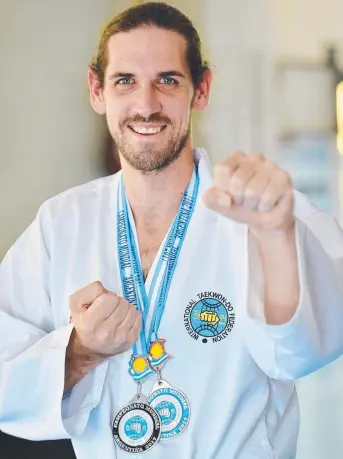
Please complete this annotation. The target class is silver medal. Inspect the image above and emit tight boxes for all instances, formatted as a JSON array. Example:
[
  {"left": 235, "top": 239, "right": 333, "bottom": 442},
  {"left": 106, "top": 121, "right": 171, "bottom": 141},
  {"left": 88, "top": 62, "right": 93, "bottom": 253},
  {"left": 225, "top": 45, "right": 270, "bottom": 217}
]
[
  {"left": 147, "top": 379, "right": 191, "bottom": 440},
  {"left": 112, "top": 389, "right": 161, "bottom": 454}
]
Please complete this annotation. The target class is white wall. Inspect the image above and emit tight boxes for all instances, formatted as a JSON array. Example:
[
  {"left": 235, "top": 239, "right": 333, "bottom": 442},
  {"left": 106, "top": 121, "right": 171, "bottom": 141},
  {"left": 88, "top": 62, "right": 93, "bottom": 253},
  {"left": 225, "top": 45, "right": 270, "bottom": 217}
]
[
  {"left": 0, "top": 0, "right": 130, "bottom": 258},
  {"left": 271, "top": 0, "right": 343, "bottom": 65},
  {"left": 198, "top": 0, "right": 275, "bottom": 163}
]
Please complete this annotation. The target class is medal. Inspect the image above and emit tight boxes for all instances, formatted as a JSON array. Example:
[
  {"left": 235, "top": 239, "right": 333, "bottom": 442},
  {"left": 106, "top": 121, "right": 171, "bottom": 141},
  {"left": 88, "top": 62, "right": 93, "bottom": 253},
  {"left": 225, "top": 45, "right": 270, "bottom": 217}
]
[
  {"left": 148, "top": 339, "right": 172, "bottom": 370},
  {"left": 113, "top": 384, "right": 161, "bottom": 454},
  {"left": 128, "top": 339, "right": 172, "bottom": 381},
  {"left": 128, "top": 354, "right": 154, "bottom": 381},
  {"left": 148, "top": 378, "right": 190, "bottom": 440},
  {"left": 114, "top": 165, "right": 199, "bottom": 448}
]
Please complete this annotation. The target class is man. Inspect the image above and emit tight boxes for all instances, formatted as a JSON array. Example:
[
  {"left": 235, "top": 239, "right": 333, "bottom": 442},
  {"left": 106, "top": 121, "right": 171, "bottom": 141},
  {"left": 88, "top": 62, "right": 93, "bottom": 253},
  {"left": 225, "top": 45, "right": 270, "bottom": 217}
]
[{"left": 1, "top": 2, "right": 343, "bottom": 458}]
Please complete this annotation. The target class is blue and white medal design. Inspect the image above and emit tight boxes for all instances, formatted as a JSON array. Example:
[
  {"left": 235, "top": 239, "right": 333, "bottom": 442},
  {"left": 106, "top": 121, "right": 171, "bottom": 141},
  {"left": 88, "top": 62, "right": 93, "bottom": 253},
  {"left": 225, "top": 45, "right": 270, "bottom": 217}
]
[
  {"left": 113, "top": 387, "right": 161, "bottom": 454},
  {"left": 148, "top": 380, "right": 191, "bottom": 440}
]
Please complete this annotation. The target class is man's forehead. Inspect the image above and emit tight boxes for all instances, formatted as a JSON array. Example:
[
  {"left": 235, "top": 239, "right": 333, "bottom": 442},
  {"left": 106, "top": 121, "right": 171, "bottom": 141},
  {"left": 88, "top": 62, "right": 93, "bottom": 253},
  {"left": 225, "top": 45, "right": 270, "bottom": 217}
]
[{"left": 106, "top": 27, "right": 188, "bottom": 73}]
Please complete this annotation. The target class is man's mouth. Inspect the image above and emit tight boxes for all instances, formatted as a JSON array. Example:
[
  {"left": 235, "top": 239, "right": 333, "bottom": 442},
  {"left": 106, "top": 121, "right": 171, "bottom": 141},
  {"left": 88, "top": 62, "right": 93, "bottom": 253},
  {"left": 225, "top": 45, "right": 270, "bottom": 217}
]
[{"left": 128, "top": 124, "right": 167, "bottom": 135}]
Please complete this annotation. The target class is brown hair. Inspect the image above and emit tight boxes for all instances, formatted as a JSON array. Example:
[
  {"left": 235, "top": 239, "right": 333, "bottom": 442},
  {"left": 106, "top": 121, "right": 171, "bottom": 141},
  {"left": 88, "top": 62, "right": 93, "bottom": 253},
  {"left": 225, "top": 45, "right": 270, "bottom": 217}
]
[{"left": 90, "top": 2, "right": 209, "bottom": 88}]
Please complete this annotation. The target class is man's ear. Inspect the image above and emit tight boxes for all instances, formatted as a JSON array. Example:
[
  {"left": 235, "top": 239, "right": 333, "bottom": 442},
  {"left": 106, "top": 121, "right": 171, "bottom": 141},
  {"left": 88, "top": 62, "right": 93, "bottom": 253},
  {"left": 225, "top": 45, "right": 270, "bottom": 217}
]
[
  {"left": 87, "top": 67, "right": 106, "bottom": 115},
  {"left": 192, "top": 68, "right": 212, "bottom": 112}
]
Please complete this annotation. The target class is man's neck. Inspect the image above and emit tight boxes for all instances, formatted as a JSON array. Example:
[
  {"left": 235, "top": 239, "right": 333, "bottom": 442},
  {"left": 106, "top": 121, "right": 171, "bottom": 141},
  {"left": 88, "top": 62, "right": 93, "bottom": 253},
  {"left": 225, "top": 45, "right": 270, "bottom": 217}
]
[{"left": 121, "top": 148, "right": 195, "bottom": 229}]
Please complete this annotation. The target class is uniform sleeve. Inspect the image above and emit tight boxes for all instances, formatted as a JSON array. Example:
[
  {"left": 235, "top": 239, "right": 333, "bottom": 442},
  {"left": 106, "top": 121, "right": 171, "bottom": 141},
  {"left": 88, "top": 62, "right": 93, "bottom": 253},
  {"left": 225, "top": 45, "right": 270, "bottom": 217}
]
[
  {"left": 0, "top": 204, "right": 109, "bottom": 440},
  {"left": 243, "top": 210, "right": 343, "bottom": 380}
]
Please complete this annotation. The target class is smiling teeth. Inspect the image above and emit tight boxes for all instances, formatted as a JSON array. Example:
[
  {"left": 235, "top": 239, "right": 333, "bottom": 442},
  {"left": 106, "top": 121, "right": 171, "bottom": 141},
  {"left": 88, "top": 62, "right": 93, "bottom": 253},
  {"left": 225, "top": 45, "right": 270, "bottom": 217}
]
[{"left": 132, "top": 126, "right": 163, "bottom": 134}]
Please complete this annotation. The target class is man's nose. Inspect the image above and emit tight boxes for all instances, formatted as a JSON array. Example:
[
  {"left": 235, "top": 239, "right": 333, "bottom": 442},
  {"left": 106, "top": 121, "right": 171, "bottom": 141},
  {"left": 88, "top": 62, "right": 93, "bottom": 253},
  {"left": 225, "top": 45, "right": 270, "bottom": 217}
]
[{"left": 131, "top": 85, "right": 162, "bottom": 118}]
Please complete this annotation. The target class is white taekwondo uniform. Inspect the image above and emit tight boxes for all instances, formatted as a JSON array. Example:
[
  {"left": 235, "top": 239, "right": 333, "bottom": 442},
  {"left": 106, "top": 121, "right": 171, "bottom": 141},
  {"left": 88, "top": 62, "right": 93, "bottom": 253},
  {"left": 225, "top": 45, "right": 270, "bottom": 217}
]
[{"left": 1, "top": 148, "right": 343, "bottom": 459}]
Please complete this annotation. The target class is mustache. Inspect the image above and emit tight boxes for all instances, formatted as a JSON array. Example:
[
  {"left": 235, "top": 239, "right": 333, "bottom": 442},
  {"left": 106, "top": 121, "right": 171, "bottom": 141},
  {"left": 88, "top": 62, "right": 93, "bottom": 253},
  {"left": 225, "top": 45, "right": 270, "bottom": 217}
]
[{"left": 122, "top": 114, "right": 172, "bottom": 127}]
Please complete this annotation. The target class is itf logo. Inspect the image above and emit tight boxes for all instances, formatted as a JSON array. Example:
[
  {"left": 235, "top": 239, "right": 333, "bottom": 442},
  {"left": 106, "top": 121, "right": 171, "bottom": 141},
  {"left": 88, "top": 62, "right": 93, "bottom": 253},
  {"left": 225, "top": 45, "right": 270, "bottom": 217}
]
[{"left": 184, "top": 291, "right": 235, "bottom": 344}]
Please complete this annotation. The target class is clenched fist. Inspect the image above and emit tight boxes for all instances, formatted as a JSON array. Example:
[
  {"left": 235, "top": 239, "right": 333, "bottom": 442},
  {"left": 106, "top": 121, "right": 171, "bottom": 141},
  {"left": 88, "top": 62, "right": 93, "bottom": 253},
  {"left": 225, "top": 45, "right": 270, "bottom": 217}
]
[
  {"left": 65, "top": 281, "right": 141, "bottom": 392},
  {"left": 203, "top": 152, "right": 294, "bottom": 233},
  {"left": 70, "top": 281, "right": 142, "bottom": 357}
]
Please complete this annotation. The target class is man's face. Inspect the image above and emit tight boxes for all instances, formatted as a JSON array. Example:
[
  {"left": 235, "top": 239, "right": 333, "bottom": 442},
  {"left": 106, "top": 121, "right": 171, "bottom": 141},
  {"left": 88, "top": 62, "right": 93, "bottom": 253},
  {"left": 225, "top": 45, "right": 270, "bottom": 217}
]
[{"left": 92, "top": 27, "right": 202, "bottom": 173}]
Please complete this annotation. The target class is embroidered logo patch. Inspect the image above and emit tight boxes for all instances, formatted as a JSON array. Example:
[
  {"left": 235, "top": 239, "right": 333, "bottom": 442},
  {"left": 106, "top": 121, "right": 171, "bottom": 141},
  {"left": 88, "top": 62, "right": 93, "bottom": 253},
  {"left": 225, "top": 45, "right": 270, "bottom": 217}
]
[{"left": 184, "top": 292, "right": 235, "bottom": 343}]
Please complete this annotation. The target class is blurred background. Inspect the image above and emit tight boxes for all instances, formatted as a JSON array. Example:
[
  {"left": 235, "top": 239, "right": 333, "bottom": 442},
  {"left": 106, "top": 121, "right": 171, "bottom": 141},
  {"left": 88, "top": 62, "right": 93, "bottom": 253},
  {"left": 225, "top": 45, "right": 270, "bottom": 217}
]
[{"left": 1, "top": 0, "right": 343, "bottom": 458}]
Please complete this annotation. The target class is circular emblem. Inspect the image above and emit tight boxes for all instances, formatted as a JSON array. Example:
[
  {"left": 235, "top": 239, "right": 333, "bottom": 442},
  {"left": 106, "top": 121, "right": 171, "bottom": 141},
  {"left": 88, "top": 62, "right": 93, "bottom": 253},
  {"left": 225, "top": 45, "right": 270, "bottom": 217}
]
[
  {"left": 184, "top": 293, "right": 235, "bottom": 343},
  {"left": 147, "top": 386, "right": 190, "bottom": 440},
  {"left": 112, "top": 400, "right": 161, "bottom": 453}
]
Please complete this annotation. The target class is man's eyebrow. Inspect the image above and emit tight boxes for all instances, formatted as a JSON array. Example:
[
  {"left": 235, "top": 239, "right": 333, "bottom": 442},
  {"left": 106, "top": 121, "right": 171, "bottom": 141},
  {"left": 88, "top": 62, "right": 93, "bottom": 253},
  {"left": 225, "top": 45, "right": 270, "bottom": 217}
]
[
  {"left": 108, "top": 71, "right": 186, "bottom": 79},
  {"left": 108, "top": 72, "right": 134, "bottom": 80},
  {"left": 157, "top": 71, "right": 186, "bottom": 79}
]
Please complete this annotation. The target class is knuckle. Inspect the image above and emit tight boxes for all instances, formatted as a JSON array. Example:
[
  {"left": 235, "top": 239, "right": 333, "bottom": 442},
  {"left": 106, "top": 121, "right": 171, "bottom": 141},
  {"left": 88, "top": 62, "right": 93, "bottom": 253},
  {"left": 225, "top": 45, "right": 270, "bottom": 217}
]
[
  {"left": 263, "top": 159, "right": 275, "bottom": 171},
  {"left": 69, "top": 288, "right": 83, "bottom": 308},
  {"left": 91, "top": 280, "right": 102, "bottom": 287},
  {"left": 215, "top": 162, "right": 234, "bottom": 178},
  {"left": 118, "top": 298, "right": 129, "bottom": 311},
  {"left": 214, "top": 153, "right": 241, "bottom": 178},
  {"left": 109, "top": 293, "right": 120, "bottom": 306},
  {"left": 119, "top": 296, "right": 129, "bottom": 306},
  {"left": 250, "top": 152, "right": 265, "bottom": 163},
  {"left": 95, "top": 292, "right": 108, "bottom": 307},
  {"left": 279, "top": 169, "right": 292, "bottom": 185},
  {"left": 231, "top": 150, "right": 245, "bottom": 159},
  {"left": 91, "top": 280, "right": 105, "bottom": 295},
  {"left": 98, "top": 329, "right": 112, "bottom": 343},
  {"left": 116, "top": 330, "right": 128, "bottom": 344}
]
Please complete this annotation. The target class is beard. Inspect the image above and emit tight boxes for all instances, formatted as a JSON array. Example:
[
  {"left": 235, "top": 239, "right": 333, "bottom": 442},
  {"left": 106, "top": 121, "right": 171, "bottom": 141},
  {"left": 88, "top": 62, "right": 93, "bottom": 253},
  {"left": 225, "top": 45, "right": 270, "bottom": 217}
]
[{"left": 110, "top": 114, "right": 191, "bottom": 174}]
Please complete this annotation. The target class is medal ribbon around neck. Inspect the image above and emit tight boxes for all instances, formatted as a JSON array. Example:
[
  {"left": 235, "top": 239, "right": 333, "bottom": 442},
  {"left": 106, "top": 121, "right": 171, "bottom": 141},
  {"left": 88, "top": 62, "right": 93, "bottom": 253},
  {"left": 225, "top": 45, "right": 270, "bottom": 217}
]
[{"left": 117, "top": 165, "right": 199, "bottom": 382}]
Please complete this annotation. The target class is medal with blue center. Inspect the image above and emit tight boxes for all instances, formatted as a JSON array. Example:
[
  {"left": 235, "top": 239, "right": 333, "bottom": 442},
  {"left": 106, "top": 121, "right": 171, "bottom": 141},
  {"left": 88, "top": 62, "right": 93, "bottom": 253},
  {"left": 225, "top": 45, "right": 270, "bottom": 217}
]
[
  {"left": 148, "top": 375, "right": 191, "bottom": 440},
  {"left": 112, "top": 382, "right": 161, "bottom": 453},
  {"left": 114, "top": 165, "right": 199, "bottom": 452}
]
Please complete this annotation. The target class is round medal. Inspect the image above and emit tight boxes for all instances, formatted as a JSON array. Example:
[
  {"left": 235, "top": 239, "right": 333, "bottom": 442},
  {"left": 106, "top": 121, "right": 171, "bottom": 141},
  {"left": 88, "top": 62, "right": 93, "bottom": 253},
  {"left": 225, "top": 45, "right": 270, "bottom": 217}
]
[
  {"left": 112, "top": 395, "right": 161, "bottom": 454},
  {"left": 147, "top": 380, "right": 191, "bottom": 440}
]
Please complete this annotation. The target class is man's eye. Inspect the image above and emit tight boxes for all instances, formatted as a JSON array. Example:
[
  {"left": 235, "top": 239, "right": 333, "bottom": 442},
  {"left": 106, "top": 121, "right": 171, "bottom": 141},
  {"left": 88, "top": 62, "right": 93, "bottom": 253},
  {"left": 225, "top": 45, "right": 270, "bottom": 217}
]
[
  {"left": 160, "top": 77, "right": 177, "bottom": 85},
  {"left": 117, "top": 78, "right": 133, "bottom": 85}
]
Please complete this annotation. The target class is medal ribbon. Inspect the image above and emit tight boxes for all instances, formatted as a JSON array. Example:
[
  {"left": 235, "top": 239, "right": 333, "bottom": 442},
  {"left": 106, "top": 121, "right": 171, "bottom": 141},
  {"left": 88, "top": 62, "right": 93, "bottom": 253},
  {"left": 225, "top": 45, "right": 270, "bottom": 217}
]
[{"left": 117, "top": 165, "right": 199, "bottom": 380}]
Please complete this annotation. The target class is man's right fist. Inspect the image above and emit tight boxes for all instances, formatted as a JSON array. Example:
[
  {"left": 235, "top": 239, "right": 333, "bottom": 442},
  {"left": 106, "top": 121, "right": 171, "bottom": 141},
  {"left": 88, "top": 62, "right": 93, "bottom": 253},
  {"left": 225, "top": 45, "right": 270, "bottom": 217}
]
[{"left": 69, "top": 281, "right": 142, "bottom": 357}]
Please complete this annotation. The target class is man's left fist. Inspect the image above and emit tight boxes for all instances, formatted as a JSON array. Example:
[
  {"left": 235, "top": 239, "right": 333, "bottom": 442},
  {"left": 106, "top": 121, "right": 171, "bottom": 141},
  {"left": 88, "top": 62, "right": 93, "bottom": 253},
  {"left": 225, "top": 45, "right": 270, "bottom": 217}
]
[{"left": 203, "top": 151, "right": 294, "bottom": 232}]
